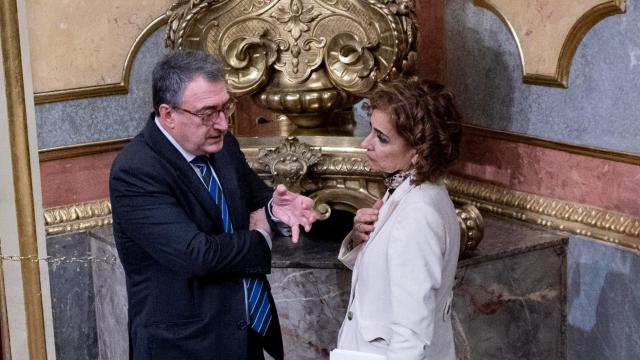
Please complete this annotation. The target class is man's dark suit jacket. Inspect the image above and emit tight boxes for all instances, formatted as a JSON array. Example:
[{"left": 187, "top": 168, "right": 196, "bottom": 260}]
[{"left": 109, "top": 115, "right": 283, "bottom": 360}]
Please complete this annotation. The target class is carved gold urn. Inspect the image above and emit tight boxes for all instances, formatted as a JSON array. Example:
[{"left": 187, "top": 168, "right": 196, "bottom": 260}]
[
  {"left": 164, "top": 0, "right": 484, "bottom": 255},
  {"left": 166, "top": 0, "right": 417, "bottom": 128}
]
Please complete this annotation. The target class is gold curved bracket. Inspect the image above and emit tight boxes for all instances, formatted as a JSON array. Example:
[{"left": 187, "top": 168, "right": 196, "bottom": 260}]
[{"left": 474, "top": 0, "right": 626, "bottom": 88}]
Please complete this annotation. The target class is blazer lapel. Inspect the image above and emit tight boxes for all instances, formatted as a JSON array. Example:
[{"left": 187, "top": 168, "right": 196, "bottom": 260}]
[
  {"left": 142, "top": 115, "right": 222, "bottom": 223},
  {"left": 349, "top": 178, "right": 414, "bottom": 303},
  {"left": 366, "top": 179, "right": 413, "bottom": 244}
]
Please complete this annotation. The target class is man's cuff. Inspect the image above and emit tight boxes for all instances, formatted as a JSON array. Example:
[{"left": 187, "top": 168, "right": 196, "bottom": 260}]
[
  {"left": 267, "top": 199, "right": 292, "bottom": 236},
  {"left": 255, "top": 229, "right": 273, "bottom": 250}
]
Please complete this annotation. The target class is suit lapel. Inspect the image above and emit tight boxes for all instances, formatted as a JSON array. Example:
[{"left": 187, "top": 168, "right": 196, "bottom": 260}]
[{"left": 142, "top": 115, "right": 222, "bottom": 224}]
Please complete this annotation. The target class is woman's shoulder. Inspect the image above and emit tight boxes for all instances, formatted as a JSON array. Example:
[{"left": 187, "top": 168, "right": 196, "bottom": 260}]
[{"left": 403, "top": 181, "right": 451, "bottom": 206}]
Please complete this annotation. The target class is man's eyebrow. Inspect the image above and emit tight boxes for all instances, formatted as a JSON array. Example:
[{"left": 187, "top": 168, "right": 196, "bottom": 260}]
[{"left": 193, "top": 102, "right": 229, "bottom": 113}]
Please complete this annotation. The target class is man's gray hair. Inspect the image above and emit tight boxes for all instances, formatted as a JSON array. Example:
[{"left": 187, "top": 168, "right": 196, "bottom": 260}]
[{"left": 152, "top": 49, "right": 226, "bottom": 115}]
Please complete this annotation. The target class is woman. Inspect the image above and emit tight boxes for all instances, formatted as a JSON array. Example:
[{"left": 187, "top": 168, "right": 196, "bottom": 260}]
[{"left": 337, "top": 78, "right": 462, "bottom": 359}]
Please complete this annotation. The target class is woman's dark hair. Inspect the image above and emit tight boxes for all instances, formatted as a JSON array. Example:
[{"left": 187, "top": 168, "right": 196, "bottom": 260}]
[
  {"left": 368, "top": 77, "right": 462, "bottom": 185},
  {"left": 152, "top": 49, "right": 226, "bottom": 116}
]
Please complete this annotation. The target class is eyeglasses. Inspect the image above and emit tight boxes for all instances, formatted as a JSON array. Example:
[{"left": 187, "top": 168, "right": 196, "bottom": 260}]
[{"left": 173, "top": 99, "right": 237, "bottom": 126}]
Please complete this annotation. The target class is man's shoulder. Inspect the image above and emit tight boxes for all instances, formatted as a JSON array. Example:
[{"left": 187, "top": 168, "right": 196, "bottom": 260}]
[{"left": 111, "top": 132, "right": 155, "bottom": 171}]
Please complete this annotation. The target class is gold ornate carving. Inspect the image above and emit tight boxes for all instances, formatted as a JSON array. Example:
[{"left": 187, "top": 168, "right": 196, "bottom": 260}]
[
  {"left": 44, "top": 200, "right": 113, "bottom": 236},
  {"left": 255, "top": 136, "right": 321, "bottom": 191},
  {"left": 165, "top": 0, "right": 416, "bottom": 127},
  {"left": 308, "top": 181, "right": 381, "bottom": 220},
  {"left": 446, "top": 175, "right": 640, "bottom": 250},
  {"left": 33, "top": 14, "right": 168, "bottom": 104},
  {"left": 457, "top": 204, "right": 484, "bottom": 256},
  {"left": 41, "top": 169, "right": 640, "bottom": 253},
  {"left": 247, "top": 138, "right": 482, "bottom": 251},
  {"left": 474, "top": 0, "right": 626, "bottom": 88}
]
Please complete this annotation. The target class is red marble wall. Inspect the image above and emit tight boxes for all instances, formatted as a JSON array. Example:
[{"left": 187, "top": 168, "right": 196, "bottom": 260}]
[
  {"left": 40, "top": 152, "right": 117, "bottom": 208},
  {"left": 452, "top": 133, "right": 640, "bottom": 218},
  {"left": 416, "top": 0, "right": 445, "bottom": 81}
]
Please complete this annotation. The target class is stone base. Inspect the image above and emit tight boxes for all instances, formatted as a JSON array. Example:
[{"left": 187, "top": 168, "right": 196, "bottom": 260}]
[{"left": 46, "top": 214, "right": 581, "bottom": 359}]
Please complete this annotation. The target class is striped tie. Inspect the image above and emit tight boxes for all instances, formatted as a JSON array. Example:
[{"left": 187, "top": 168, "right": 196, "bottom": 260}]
[{"left": 191, "top": 156, "right": 272, "bottom": 336}]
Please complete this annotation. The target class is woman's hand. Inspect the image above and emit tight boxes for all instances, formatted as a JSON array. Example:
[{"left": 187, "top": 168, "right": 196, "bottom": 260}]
[{"left": 352, "top": 199, "right": 383, "bottom": 244}]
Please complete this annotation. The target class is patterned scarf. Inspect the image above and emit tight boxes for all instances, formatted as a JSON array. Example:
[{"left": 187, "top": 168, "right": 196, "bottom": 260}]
[{"left": 383, "top": 169, "right": 415, "bottom": 194}]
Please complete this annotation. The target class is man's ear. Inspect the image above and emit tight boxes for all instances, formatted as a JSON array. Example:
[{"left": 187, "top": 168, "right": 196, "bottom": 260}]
[{"left": 158, "top": 104, "right": 175, "bottom": 129}]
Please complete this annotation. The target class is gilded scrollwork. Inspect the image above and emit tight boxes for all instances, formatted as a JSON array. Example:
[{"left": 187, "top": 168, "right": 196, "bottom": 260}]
[
  {"left": 165, "top": 0, "right": 417, "bottom": 127},
  {"left": 445, "top": 175, "right": 640, "bottom": 250},
  {"left": 256, "top": 136, "right": 322, "bottom": 191},
  {"left": 44, "top": 200, "right": 113, "bottom": 236},
  {"left": 456, "top": 204, "right": 484, "bottom": 257}
]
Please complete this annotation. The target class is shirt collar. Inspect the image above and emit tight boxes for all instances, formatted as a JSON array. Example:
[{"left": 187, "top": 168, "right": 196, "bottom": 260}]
[{"left": 154, "top": 116, "right": 197, "bottom": 162}]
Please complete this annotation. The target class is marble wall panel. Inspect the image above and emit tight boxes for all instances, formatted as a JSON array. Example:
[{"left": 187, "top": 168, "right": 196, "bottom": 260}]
[
  {"left": 268, "top": 268, "right": 351, "bottom": 359},
  {"left": 35, "top": 28, "right": 168, "bottom": 149},
  {"left": 40, "top": 151, "right": 117, "bottom": 208},
  {"left": 26, "top": 0, "right": 173, "bottom": 92},
  {"left": 444, "top": 0, "right": 640, "bottom": 154},
  {"left": 46, "top": 232, "right": 99, "bottom": 360},
  {"left": 90, "top": 227, "right": 128, "bottom": 360},
  {"left": 453, "top": 226, "right": 566, "bottom": 359},
  {"left": 567, "top": 236, "right": 640, "bottom": 360}
]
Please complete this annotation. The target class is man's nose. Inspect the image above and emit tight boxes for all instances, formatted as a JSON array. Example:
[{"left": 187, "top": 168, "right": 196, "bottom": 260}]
[{"left": 214, "top": 114, "right": 229, "bottom": 131}]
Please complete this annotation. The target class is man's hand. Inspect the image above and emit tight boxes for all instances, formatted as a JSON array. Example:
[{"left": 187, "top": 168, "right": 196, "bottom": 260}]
[
  {"left": 352, "top": 199, "right": 383, "bottom": 244},
  {"left": 271, "top": 184, "right": 317, "bottom": 243},
  {"left": 250, "top": 207, "right": 273, "bottom": 239}
]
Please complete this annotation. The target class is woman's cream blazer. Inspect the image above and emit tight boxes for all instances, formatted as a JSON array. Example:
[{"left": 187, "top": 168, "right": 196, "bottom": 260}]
[{"left": 337, "top": 178, "right": 459, "bottom": 360}]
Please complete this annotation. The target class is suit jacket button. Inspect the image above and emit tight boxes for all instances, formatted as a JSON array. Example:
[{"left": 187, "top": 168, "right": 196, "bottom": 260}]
[
  {"left": 347, "top": 311, "right": 353, "bottom": 320},
  {"left": 238, "top": 321, "right": 247, "bottom": 329}
]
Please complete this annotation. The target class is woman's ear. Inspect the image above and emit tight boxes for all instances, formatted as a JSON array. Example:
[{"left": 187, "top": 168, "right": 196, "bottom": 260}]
[{"left": 411, "top": 150, "right": 419, "bottom": 165}]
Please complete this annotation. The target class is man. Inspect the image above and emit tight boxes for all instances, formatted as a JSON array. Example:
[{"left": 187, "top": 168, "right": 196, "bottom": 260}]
[{"left": 109, "top": 49, "right": 316, "bottom": 360}]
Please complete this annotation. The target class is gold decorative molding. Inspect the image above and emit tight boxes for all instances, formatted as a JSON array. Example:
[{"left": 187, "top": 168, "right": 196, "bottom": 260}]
[
  {"left": 463, "top": 124, "right": 640, "bottom": 166},
  {"left": 44, "top": 200, "right": 112, "bottom": 236},
  {"left": 474, "top": 0, "right": 626, "bottom": 88},
  {"left": 1, "top": 0, "right": 47, "bottom": 357},
  {"left": 33, "top": 15, "right": 168, "bottom": 104},
  {"left": 446, "top": 175, "right": 640, "bottom": 250},
  {"left": 255, "top": 136, "right": 322, "bottom": 192},
  {"left": 37, "top": 139, "right": 640, "bottom": 252},
  {"left": 38, "top": 138, "right": 129, "bottom": 162},
  {"left": 457, "top": 204, "right": 484, "bottom": 257}
]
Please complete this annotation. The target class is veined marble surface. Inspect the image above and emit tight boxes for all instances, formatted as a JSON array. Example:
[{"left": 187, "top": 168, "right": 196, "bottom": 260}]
[
  {"left": 568, "top": 237, "right": 640, "bottom": 360},
  {"left": 445, "top": 0, "right": 640, "bottom": 154},
  {"left": 45, "top": 214, "right": 640, "bottom": 360}
]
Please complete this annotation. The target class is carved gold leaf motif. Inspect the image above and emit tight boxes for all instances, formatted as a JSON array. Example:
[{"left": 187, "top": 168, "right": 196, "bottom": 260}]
[{"left": 166, "top": 0, "right": 417, "bottom": 127}]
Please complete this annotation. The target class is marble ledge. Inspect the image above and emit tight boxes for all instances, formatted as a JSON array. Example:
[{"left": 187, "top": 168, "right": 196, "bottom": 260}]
[
  {"left": 82, "top": 213, "right": 569, "bottom": 270},
  {"left": 272, "top": 213, "right": 569, "bottom": 270}
]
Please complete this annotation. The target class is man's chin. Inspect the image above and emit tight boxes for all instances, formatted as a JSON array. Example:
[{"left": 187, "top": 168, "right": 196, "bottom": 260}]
[{"left": 204, "top": 139, "right": 224, "bottom": 153}]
